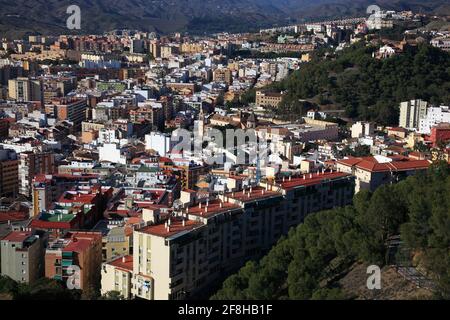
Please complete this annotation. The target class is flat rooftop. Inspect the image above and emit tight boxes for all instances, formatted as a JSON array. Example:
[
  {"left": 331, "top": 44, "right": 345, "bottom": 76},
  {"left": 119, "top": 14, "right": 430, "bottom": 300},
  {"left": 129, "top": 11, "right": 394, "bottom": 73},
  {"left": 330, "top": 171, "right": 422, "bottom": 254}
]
[
  {"left": 138, "top": 217, "right": 203, "bottom": 239},
  {"left": 186, "top": 199, "right": 241, "bottom": 218}
]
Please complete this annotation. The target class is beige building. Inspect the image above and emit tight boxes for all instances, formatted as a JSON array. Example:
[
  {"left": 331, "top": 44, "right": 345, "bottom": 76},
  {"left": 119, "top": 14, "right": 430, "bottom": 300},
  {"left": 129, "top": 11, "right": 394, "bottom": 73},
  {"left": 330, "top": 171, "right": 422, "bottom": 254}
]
[
  {"left": 213, "top": 68, "right": 232, "bottom": 85},
  {"left": 129, "top": 171, "right": 355, "bottom": 300},
  {"left": 101, "top": 255, "right": 133, "bottom": 299},
  {"left": 255, "top": 91, "right": 284, "bottom": 108},
  {"left": 1, "top": 230, "right": 46, "bottom": 284},
  {"left": 8, "top": 77, "right": 43, "bottom": 102}
]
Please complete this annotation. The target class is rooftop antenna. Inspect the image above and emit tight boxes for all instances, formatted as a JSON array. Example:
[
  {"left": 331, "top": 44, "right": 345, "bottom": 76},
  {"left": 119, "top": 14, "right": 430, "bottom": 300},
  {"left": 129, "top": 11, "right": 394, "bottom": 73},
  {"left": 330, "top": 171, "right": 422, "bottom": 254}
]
[{"left": 255, "top": 151, "right": 261, "bottom": 184}]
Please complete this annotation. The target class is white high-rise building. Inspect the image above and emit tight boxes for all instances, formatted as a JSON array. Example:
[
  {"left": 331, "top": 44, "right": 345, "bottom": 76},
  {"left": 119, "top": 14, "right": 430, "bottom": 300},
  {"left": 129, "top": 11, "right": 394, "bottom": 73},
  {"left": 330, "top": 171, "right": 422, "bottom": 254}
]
[
  {"left": 419, "top": 105, "right": 450, "bottom": 134},
  {"left": 399, "top": 99, "right": 428, "bottom": 130}
]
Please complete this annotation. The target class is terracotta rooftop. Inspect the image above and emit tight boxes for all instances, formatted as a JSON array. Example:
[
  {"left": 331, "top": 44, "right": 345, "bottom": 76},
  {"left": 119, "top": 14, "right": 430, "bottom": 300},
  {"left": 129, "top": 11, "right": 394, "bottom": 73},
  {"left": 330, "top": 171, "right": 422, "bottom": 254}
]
[
  {"left": 225, "top": 186, "right": 282, "bottom": 203},
  {"left": 337, "top": 156, "right": 431, "bottom": 173},
  {"left": 0, "top": 211, "right": 29, "bottom": 224},
  {"left": 138, "top": 217, "right": 203, "bottom": 238},
  {"left": 2, "top": 230, "right": 32, "bottom": 243},
  {"left": 276, "top": 171, "right": 351, "bottom": 190},
  {"left": 107, "top": 255, "right": 133, "bottom": 272},
  {"left": 62, "top": 232, "right": 102, "bottom": 253},
  {"left": 186, "top": 199, "right": 241, "bottom": 218}
]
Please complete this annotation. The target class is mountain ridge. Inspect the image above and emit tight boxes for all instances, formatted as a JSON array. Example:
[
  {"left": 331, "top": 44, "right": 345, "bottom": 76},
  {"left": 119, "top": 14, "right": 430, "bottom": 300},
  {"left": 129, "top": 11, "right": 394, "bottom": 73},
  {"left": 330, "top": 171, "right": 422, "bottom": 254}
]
[{"left": 0, "top": 0, "right": 448, "bottom": 38}]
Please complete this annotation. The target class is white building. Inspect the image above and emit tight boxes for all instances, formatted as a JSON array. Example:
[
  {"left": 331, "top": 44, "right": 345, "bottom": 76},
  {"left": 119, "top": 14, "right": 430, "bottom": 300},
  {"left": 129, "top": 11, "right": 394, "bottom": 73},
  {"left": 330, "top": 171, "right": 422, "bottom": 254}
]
[
  {"left": 145, "top": 132, "right": 174, "bottom": 157},
  {"left": 99, "top": 143, "right": 127, "bottom": 165},
  {"left": 399, "top": 99, "right": 428, "bottom": 131},
  {"left": 351, "top": 121, "right": 374, "bottom": 138}
]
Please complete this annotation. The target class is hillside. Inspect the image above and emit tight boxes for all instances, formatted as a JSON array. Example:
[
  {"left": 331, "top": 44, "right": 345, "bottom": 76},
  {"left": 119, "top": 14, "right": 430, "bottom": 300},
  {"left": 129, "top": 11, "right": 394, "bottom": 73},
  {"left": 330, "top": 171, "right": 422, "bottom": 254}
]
[
  {"left": 0, "top": 0, "right": 449, "bottom": 38},
  {"left": 211, "top": 163, "right": 450, "bottom": 300},
  {"left": 269, "top": 42, "right": 450, "bottom": 125},
  {"left": 338, "top": 263, "right": 433, "bottom": 300}
]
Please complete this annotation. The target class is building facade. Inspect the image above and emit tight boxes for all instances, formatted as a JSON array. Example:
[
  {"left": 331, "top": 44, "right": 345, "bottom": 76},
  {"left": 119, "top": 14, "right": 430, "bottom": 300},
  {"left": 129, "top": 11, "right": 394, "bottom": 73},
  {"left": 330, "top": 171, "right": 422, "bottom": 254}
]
[{"left": 127, "top": 171, "right": 354, "bottom": 300}]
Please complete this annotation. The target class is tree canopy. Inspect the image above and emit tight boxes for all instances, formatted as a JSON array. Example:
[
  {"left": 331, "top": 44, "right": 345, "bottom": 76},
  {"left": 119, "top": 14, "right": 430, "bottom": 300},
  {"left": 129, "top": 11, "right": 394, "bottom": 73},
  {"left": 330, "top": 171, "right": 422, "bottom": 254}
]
[
  {"left": 212, "top": 163, "right": 450, "bottom": 300},
  {"left": 270, "top": 42, "right": 450, "bottom": 125}
]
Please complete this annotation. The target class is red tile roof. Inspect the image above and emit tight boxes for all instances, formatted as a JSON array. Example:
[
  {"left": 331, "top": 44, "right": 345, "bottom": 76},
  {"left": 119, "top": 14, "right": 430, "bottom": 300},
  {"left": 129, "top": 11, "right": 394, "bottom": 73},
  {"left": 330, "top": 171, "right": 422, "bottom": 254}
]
[
  {"left": 187, "top": 199, "right": 241, "bottom": 218},
  {"left": 225, "top": 186, "right": 282, "bottom": 203},
  {"left": 276, "top": 171, "right": 351, "bottom": 190},
  {"left": 0, "top": 211, "right": 29, "bottom": 223},
  {"left": 337, "top": 157, "right": 431, "bottom": 173},
  {"left": 2, "top": 230, "right": 32, "bottom": 243},
  {"left": 107, "top": 255, "right": 133, "bottom": 272},
  {"left": 138, "top": 218, "right": 202, "bottom": 238}
]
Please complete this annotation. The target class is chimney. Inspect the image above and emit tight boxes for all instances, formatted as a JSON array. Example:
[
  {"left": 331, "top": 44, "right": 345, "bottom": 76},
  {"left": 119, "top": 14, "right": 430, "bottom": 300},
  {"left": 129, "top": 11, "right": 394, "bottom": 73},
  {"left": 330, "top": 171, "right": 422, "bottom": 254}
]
[
  {"left": 282, "top": 176, "right": 285, "bottom": 182},
  {"left": 186, "top": 207, "right": 189, "bottom": 213},
  {"left": 199, "top": 202, "right": 202, "bottom": 209},
  {"left": 289, "top": 175, "right": 292, "bottom": 181},
  {"left": 182, "top": 219, "right": 186, "bottom": 227},
  {"left": 219, "top": 202, "right": 223, "bottom": 208},
  {"left": 122, "top": 256, "right": 126, "bottom": 263},
  {"left": 310, "top": 173, "right": 313, "bottom": 179},
  {"left": 261, "top": 189, "right": 265, "bottom": 195},
  {"left": 205, "top": 206, "right": 208, "bottom": 213}
]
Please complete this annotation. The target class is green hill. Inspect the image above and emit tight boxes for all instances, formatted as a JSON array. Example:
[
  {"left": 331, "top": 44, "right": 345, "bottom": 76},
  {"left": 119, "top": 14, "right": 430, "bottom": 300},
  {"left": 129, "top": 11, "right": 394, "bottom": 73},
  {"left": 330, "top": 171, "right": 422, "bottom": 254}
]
[
  {"left": 270, "top": 42, "right": 450, "bottom": 125},
  {"left": 212, "top": 163, "right": 450, "bottom": 300}
]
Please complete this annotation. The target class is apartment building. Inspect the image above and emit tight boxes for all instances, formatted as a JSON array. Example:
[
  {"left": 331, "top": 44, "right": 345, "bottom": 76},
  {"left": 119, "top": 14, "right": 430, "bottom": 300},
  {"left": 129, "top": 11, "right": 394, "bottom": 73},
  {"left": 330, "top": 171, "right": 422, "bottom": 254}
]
[
  {"left": 8, "top": 77, "right": 43, "bottom": 102},
  {"left": 337, "top": 155, "right": 431, "bottom": 193},
  {"left": 255, "top": 90, "right": 284, "bottom": 108},
  {"left": 19, "top": 151, "right": 55, "bottom": 197},
  {"left": 0, "top": 148, "right": 19, "bottom": 197},
  {"left": 419, "top": 105, "right": 450, "bottom": 134},
  {"left": 399, "top": 99, "right": 428, "bottom": 130},
  {"left": 101, "top": 255, "right": 133, "bottom": 299},
  {"left": 0, "top": 118, "right": 11, "bottom": 139},
  {"left": 52, "top": 97, "right": 87, "bottom": 128},
  {"left": 128, "top": 171, "right": 354, "bottom": 300},
  {"left": 431, "top": 37, "right": 450, "bottom": 52},
  {"left": 45, "top": 231, "right": 102, "bottom": 291},
  {"left": 0, "top": 229, "right": 47, "bottom": 283},
  {"left": 31, "top": 173, "right": 100, "bottom": 217},
  {"left": 351, "top": 121, "right": 375, "bottom": 138},
  {"left": 430, "top": 123, "right": 450, "bottom": 147},
  {"left": 213, "top": 68, "right": 232, "bottom": 85}
]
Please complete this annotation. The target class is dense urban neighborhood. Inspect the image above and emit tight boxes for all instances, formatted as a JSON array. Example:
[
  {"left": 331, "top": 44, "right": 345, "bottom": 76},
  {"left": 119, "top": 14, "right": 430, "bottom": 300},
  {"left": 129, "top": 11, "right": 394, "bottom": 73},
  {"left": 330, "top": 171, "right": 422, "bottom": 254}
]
[{"left": 0, "top": 6, "right": 449, "bottom": 301}]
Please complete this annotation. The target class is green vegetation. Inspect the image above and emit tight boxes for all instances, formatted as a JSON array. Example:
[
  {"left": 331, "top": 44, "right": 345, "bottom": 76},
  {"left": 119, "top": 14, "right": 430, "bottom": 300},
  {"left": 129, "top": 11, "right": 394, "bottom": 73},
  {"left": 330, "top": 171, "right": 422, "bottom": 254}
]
[
  {"left": 270, "top": 42, "right": 450, "bottom": 125},
  {"left": 212, "top": 163, "right": 450, "bottom": 300},
  {"left": 0, "top": 276, "right": 82, "bottom": 300}
]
